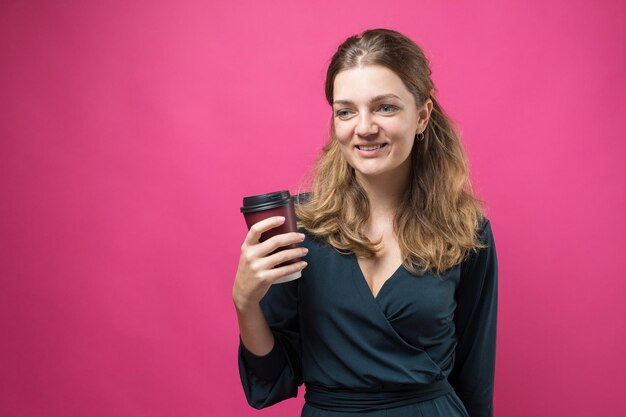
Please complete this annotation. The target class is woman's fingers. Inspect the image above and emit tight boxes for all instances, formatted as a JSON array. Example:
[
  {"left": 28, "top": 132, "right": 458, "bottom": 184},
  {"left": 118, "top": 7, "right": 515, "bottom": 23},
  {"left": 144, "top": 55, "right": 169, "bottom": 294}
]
[
  {"left": 256, "top": 246, "right": 309, "bottom": 270},
  {"left": 235, "top": 216, "right": 308, "bottom": 305},
  {"left": 243, "top": 216, "right": 286, "bottom": 246},
  {"left": 258, "top": 260, "right": 308, "bottom": 284},
  {"left": 255, "top": 232, "right": 305, "bottom": 257}
]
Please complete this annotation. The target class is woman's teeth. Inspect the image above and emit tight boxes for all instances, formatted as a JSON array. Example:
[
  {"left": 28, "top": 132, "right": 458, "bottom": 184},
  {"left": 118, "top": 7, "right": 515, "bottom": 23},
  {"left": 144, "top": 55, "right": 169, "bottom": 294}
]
[{"left": 357, "top": 144, "right": 385, "bottom": 151}]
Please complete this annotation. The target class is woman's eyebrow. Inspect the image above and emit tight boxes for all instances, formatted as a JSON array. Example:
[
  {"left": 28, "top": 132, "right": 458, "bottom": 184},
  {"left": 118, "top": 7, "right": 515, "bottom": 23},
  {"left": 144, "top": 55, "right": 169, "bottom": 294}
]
[{"left": 332, "top": 94, "right": 402, "bottom": 106}]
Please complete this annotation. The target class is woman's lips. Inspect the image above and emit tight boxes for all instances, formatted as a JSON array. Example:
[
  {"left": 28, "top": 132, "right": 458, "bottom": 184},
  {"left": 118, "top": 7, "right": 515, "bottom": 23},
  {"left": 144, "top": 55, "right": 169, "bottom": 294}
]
[{"left": 355, "top": 143, "right": 388, "bottom": 157}]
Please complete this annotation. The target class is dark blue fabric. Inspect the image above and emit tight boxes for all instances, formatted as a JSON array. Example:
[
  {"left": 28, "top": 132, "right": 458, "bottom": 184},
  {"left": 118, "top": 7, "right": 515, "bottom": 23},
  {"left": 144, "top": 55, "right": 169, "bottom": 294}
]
[
  {"left": 301, "top": 391, "right": 471, "bottom": 417},
  {"left": 238, "top": 218, "right": 497, "bottom": 417},
  {"left": 304, "top": 379, "right": 453, "bottom": 412}
]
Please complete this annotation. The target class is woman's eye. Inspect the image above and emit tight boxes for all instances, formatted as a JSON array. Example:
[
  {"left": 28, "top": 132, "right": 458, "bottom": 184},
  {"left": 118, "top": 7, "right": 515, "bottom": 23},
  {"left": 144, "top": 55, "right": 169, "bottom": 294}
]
[
  {"left": 335, "top": 109, "right": 353, "bottom": 118},
  {"left": 379, "top": 104, "right": 398, "bottom": 113}
]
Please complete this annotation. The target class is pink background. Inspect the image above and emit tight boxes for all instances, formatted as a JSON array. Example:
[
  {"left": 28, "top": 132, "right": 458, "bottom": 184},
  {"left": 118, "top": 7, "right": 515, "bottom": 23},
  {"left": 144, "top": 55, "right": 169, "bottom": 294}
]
[{"left": 1, "top": 1, "right": 625, "bottom": 416}]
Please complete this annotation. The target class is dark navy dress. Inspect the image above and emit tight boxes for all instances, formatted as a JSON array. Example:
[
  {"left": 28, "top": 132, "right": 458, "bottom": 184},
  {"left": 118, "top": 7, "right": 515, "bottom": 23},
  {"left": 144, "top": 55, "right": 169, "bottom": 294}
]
[{"left": 238, "top": 218, "right": 498, "bottom": 417}]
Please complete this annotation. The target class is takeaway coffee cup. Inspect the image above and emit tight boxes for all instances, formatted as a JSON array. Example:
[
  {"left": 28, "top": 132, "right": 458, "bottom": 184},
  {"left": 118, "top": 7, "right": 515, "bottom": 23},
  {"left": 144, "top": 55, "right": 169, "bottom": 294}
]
[{"left": 240, "top": 190, "right": 302, "bottom": 283}]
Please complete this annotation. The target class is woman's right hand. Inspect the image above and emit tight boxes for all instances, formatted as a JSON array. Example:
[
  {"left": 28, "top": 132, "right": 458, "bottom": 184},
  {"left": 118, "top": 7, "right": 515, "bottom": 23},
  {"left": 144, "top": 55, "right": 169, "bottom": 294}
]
[{"left": 232, "top": 216, "right": 308, "bottom": 311}]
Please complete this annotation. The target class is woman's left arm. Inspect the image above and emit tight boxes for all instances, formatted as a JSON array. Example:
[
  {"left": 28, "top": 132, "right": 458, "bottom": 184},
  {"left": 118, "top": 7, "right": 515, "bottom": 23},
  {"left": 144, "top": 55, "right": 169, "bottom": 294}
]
[{"left": 449, "top": 219, "right": 498, "bottom": 417}]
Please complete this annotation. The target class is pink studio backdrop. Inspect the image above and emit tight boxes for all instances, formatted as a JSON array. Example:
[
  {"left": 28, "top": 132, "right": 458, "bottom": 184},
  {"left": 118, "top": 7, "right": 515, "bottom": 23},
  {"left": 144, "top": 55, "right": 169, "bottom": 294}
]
[{"left": 1, "top": 1, "right": 625, "bottom": 416}]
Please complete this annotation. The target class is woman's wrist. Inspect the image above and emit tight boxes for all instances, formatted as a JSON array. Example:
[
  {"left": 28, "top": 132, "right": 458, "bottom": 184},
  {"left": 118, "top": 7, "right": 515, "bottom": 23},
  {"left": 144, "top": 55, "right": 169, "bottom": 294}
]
[{"left": 233, "top": 294, "right": 260, "bottom": 313}]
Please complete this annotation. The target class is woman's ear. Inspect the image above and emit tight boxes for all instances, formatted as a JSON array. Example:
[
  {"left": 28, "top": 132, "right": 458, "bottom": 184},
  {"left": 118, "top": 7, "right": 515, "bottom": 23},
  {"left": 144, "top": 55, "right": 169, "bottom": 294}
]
[{"left": 416, "top": 99, "right": 433, "bottom": 133}]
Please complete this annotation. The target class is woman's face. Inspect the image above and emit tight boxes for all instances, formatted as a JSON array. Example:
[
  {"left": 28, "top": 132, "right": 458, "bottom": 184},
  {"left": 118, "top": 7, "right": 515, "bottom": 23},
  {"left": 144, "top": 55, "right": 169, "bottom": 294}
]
[{"left": 332, "top": 65, "right": 430, "bottom": 181}]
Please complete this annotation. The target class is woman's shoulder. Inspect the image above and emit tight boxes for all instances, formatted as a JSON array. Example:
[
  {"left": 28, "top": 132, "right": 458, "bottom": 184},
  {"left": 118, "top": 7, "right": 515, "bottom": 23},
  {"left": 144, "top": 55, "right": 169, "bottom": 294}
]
[
  {"left": 293, "top": 191, "right": 313, "bottom": 231},
  {"left": 292, "top": 192, "right": 312, "bottom": 205},
  {"left": 293, "top": 191, "right": 312, "bottom": 235},
  {"left": 478, "top": 216, "right": 493, "bottom": 242},
  {"left": 292, "top": 192, "right": 332, "bottom": 249}
]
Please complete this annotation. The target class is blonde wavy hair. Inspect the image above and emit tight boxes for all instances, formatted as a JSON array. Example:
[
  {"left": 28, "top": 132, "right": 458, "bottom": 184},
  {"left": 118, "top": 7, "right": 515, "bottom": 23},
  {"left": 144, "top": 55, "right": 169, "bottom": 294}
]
[{"left": 296, "top": 28, "right": 488, "bottom": 275}]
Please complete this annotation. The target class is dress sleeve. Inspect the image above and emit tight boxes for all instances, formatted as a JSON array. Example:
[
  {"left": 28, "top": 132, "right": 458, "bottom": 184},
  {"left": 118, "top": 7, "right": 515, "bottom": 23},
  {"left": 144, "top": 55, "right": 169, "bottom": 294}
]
[
  {"left": 237, "top": 279, "right": 303, "bottom": 409},
  {"left": 449, "top": 218, "right": 498, "bottom": 417}
]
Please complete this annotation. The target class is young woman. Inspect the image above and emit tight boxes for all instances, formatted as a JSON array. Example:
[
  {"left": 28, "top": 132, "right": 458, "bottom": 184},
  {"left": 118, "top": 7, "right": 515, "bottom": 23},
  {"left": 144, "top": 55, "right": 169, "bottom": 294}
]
[{"left": 233, "top": 28, "right": 498, "bottom": 417}]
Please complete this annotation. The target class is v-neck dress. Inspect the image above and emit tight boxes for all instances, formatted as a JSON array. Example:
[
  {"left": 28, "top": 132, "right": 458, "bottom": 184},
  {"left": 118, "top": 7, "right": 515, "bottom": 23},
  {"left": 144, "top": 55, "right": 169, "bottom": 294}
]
[{"left": 238, "top": 218, "right": 498, "bottom": 417}]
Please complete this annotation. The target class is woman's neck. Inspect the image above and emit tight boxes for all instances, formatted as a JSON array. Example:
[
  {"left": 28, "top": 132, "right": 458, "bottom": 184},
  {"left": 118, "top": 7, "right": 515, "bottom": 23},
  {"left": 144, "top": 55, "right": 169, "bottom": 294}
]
[{"left": 356, "top": 164, "right": 410, "bottom": 219}]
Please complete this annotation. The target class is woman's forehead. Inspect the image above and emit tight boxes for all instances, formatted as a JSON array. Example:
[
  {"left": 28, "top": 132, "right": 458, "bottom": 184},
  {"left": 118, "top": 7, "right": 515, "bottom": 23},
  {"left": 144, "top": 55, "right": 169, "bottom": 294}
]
[{"left": 332, "top": 65, "right": 414, "bottom": 104}]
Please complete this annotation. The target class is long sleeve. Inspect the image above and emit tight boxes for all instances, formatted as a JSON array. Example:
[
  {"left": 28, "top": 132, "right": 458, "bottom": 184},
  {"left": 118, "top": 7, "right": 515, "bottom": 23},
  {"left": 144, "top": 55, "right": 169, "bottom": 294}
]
[
  {"left": 449, "top": 219, "right": 498, "bottom": 417},
  {"left": 237, "top": 279, "right": 303, "bottom": 409}
]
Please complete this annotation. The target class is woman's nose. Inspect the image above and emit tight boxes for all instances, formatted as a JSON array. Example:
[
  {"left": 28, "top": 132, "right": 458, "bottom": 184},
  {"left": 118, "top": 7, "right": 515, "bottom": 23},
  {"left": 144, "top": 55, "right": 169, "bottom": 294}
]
[{"left": 355, "top": 112, "right": 379, "bottom": 136}]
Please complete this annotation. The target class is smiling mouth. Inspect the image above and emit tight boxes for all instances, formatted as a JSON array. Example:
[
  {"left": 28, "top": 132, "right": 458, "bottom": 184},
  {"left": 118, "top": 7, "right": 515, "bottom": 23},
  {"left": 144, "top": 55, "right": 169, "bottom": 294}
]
[{"left": 356, "top": 144, "right": 387, "bottom": 151}]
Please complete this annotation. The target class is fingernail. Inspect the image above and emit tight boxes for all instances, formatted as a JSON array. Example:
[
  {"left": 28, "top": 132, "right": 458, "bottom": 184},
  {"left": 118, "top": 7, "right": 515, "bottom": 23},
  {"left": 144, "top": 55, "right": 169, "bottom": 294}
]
[{"left": 298, "top": 233, "right": 305, "bottom": 239}]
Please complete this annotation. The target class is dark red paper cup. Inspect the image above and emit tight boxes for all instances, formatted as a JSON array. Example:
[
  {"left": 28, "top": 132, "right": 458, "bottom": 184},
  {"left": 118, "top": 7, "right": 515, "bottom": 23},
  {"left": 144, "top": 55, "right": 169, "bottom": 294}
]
[{"left": 241, "top": 190, "right": 301, "bottom": 283}]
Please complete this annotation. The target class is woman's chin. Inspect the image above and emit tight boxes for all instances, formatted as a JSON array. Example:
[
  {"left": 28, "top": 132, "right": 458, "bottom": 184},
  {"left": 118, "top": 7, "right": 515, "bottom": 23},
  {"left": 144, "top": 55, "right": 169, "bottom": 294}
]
[{"left": 354, "top": 166, "right": 388, "bottom": 179}]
